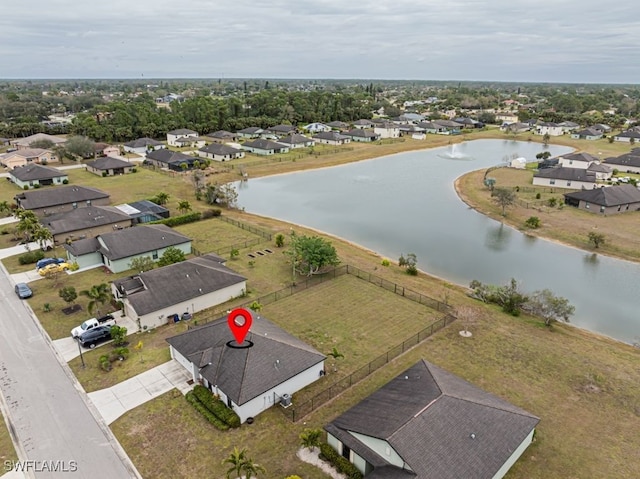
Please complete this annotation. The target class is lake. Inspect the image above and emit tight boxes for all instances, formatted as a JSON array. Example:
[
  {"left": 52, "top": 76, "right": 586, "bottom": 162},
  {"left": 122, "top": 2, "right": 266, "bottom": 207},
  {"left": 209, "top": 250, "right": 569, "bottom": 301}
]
[{"left": 236, "top": 139, "right": 639, "bottom": 344}]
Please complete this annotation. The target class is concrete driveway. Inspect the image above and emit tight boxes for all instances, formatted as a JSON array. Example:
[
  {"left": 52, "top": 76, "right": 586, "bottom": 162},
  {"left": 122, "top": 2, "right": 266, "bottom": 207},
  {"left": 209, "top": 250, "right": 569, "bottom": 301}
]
[
  {"left": 52, "top": 315, "right": 139, "bottom": 362},
  {"left": 88, "top": 361, "right": 192, "bottom": 424}
]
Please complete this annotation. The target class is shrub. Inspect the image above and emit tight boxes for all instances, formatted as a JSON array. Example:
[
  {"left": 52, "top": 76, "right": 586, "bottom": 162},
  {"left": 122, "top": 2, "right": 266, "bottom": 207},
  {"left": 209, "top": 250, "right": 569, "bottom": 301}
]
[
  {"left": 201, "top": 208, "right": 222, "bottom": 219},
  {"left": 525, "top": 216, "right": 541, "bottom": 229},
  {"left": 99, "top": 355, "right": 112, "bottom": 372},
  {"left": 62, "top": 179, "right": 69, "bottom": 184},
  {"left": 381, "top": 258, "right": 390, "bottom": 266},
  {"left": 18, "top": 250, "right": 45, "bottom": 265},
  {"left": 42, "top": 303, "right": 52, "bottom": 312},
  {"left": 249, "top": 301, "right": 262, "bottom": 311},
  {"left": 151, "top": 211, "right": 201, "bottom": 227},
  {"left": 131, "top": 168, "right": 137, "bottom": 173},
  {"left": 535, "top": 192, "right": 541, "bottom": 199},
  {"left": 191, "top": 385, "right": 240, "bottom": 428},
  {"left": 185, "top": 391, "right": 230, "bottom": 431},
  {"left": 547, "top": 197, "right": 558, "bottom": 207},
  {"left": 102, "top": 171, "right": 108, "bottom": 177},
  {"left": 319, "top": 443, "right": 363, "bottom": 479},
  {"left": 0, "top": 229, "right": 8, "bottom": 235},
  {"left": 23, "top": 185, "right": 29, "bottom": 191},
  {"left": 275, "top": 233, "right": 285, "bottom": 247},
  {"left": 33, "top": 183, "right": 41, "bottom": 189},
  {"left": 69, "top": 262, "right": 80, "bottom": 271},
  {"left": 230, "top": 248, "right": 239, "bottom": 259},
  {"left": 109, "top": 347, "right": 129, "bottom": 362}
]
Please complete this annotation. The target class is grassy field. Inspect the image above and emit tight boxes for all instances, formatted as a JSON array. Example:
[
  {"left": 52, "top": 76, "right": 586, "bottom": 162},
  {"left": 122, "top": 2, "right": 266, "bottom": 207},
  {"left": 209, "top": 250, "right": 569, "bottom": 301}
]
[
  {"left": 456, "top": 168, "right": 640, "bottom": 261},
  {"left": 0, "top": 415, "right": 17, "bottom": 470},
  {"left": 173, "top": 217, "right": 268, "bottom": 254}
]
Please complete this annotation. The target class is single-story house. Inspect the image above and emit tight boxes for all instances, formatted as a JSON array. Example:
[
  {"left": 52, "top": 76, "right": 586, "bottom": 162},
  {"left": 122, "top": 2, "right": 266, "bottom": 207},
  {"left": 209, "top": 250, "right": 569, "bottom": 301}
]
[
  {"left": 122, "top": 138, "right": 166, "bottom": 155},
  {"left": 535, "top": 122, "right": 564, "bottom": 136},
  {"left": 453, "top": 117, "right": 483, "bottom": 129},
  {"left": 312, "top": 131, "right": 352, "bottom": 146},
  {"left": 557, "top": 152, "right": 599, "bottom": 169},
  {"left": 432, "top": 120, "right": 464, "bottom": 134},
  {"left": 326, "top": 121, "right": 349, "bottom": 131},
  {"left": 64, "top": 224, "right": 192, "bottom": 272},
  {"left": 417, "top": 121, "right": 448, "bottom": 134},
  {"left": 570, "top": 128, "right": 603, "bottom": 141},
  {"left": 398, "top": 125, "right": 427, "bottom": 137},
  {"left": 558, "top": 121, "right": 580, "bottom": 133},
  {"left": 86, "top": 156, "right": 134, "bottom": 176},
  {"left": 343, "top": 129, "right": 380, "bottom": 143},
  {"left": 242, "top": 139, "right": 290, "bottom": 155},
  {"left": 42, "top": 205, "right": 133, "bottom": 244},
  {"left": 495, "top": 112, "right": 519, "bottom": 123},
  {"left": 167, "top": 129, "right": 199, "bottom": 147},
  {"left": 592, "top": 124, "right": 612, "bottom": 134},
  {"left": 114, "top": 200, "right": 170, "bottom": 224},
  {"left": 613, "top": 130, "right": 640, "bottom": 143},
  {"left": 532, "top": 167, "right": 596, "bottom": 189},
  {"left": 303, "top": 123, "right": 331, "bottom": 133},
  {"left": 0, "top": 148, "right": 56, "bottom": 170},
  {"left": 276, "top": 134, "right": 315, "bottom": 149},
  {"left": 10, "top": 133, "right": 66, "bottom": 150},
  {"left": 500, "top": 122, "right": 531, "bottom": 133},
  {"left": 198, "top": 143, "right": 245, "bottom": 161},
  {"left": 204, "top": 130, "right": 238, "bottom": 143},
  {"left": 266, "top": 124, "right": 297, "bottom": 136},
  {"left": 145, "top": 149, "right": 199, "bottom": 171},
  {"left": 94, "top": 143, "right": 121, "bottom": 157},
  {"left": 9, "top": 164, "right": 68, "bottom": 189},
  {"left": 112, "top": 253, "right": 247, "bottom": 330},
  {"left": 603, "top": 150, "right": 640, "bottom": 174},
  {"left": 325, "top": 360, "right": 539, "bottom": 479},
  {"left": 236, "top": 127, "right": 264, "bottom": 139},
  {"left": 564, "top": 184, "right": 640, "bottom": 214},
  {"left": 174, "top": 136, "right": 206, "bottom": 149},
  {"left": 352, "top": 119, "right": 375, "bottom": 129},
  {"left": 167, "top": 311, "right": 325, "bottom": 423},
  {"left": 586, "top": 162, "right": 613, "bottom": 180},
  {"left": 374, "top": 122, "right": 400, "bottom": 139},
  {"left": 15, "top": 185, "right": 110, "bottom": 217}
]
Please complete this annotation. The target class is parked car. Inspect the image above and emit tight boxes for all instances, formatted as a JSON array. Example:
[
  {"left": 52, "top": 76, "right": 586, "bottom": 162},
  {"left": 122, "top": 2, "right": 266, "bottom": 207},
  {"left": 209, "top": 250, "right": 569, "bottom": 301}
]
[
  {"left": 14, "top": 283, "right": 33, "bottom": 299},
  {"left": 38, "top": 262, "right": 70, "bottom": 276},
  {"left": 77, "top": 325, "right": 112, "bottom": 349},
  {"left": 71, "top": 314, "right": 116, "bottom": 338},
  {"left": 35, "top": 257, "right": 66, "bottom": 270}
]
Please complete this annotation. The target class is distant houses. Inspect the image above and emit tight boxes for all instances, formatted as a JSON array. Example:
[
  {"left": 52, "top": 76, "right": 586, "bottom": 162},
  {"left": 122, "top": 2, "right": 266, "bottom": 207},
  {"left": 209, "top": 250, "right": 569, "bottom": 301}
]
[
  {"left": 123, "top": 138, "right": 166, "bottom": 155},
  {"left": 145, "top": 149, "right": 199, "bottom": 171},
  {"left": 197, "top": 143, "right": 245, "bottom": 162},
  {"left": 0, "top": 148, "right": 56, "bottom": 170},
  {"left": 86, "top": 156, "right": 135, "bottom": 176}
]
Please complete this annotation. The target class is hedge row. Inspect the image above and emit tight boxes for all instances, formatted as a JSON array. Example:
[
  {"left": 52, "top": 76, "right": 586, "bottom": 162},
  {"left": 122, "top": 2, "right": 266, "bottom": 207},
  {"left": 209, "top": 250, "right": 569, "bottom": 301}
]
[
  {"left": 319, "top": 443, "right": 363, "bottom": 479},
  {"left": 201, "top": 208, "right": 222, "bottom": 219},
  {"left": 185, "top": 391, "right": 229, "bottom": 431},
  {"left": 19, "top": 250, "right": 45, "bottom": 265},
  {"left": 193, "top": 385, "right": 241, "bottom": 428},
  {"left": 151, "top": 211, "right": 201, "bottom": 227}
]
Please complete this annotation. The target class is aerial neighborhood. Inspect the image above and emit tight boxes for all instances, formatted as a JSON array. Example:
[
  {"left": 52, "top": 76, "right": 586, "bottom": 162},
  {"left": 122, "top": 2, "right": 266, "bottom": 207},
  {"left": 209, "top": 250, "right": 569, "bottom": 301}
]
[{"left": 0, "top": 79, "right": 639, "bottom": 479}]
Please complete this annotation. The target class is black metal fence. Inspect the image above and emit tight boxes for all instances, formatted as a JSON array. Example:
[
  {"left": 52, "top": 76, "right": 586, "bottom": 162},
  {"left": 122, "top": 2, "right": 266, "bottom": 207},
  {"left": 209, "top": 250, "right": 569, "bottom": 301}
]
[
  {"left": 218, "top": 216, "right": 273, "bottom": 240},
  {"left": 281, "top": 313, "right": 455, "bottom": 422}
]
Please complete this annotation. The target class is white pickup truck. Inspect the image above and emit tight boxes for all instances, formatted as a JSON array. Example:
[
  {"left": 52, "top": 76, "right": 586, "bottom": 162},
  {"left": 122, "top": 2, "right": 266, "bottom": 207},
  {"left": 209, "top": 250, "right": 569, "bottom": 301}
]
[{"left": 71, "top": 314, "right": 116, "bottom": 338}]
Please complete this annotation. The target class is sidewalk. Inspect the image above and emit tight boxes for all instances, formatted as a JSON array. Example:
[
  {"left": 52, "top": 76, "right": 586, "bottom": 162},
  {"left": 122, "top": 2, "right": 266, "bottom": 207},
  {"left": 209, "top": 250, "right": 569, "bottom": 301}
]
[{"left": 87, "top": 361, "right": 192, "bottom": 424}]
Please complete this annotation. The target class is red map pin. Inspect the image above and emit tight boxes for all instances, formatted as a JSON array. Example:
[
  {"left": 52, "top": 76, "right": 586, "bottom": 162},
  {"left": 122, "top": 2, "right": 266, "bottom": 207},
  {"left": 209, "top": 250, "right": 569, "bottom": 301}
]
[{"left": 227, "top": 308, "right": 253, "bottom": 344}]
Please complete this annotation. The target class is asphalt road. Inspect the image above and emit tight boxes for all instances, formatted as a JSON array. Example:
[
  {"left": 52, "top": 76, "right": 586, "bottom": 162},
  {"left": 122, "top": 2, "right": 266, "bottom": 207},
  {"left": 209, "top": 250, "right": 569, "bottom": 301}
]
[{"left": 0, "top": 265, "right": 139, "bottom": 478}]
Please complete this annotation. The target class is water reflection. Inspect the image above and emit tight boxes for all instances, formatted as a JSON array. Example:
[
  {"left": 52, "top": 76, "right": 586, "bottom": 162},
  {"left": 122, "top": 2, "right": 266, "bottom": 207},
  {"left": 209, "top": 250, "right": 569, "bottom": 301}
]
[
  {"left": 485, "top": 223, "right": 511, "bottom": 251},
  {"left": 583, "top": 253, "right": 599, "bottom": 267}
]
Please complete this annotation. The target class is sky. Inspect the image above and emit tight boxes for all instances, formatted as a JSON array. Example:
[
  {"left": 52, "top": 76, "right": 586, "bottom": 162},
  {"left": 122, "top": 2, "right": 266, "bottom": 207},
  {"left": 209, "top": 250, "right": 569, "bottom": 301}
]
[{"left": 1, "top": 0, "right": 639, "bottom": 83}]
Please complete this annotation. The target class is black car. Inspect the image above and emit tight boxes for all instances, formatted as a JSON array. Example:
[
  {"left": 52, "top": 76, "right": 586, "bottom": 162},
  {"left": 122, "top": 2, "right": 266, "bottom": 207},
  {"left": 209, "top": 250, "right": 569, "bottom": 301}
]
[
  {"left": 14, "top": 283, "right": 33, "bottom": 299},
  {"left": 77, "top": 325, "right": 112, "bottom": 349}
]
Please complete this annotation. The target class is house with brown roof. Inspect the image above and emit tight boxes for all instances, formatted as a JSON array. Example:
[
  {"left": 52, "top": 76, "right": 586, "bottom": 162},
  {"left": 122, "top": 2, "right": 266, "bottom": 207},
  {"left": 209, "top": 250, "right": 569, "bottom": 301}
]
[
  {"left": 64, "top": 223, "right": 191, "bottom": 272},
  {"left": 564, "top": 184, "right": 640, "bottom": 214},
  {"left": 14, "top": 185, "right": 110, "bottom": 217},
  {"left": 0, "top": 148, "right": 56, "bottom": 170},
  {"left": 9, "top": 164, "right": 68, "bottom": 189},
  {"left": 167, "top": 310, "right": 325, "bottom": 423},
  {"left": 86, "top": 156, "right": 135, "bottom": 176},
  {"left": 10, "top": 133, "right": 66, "bottom": 150},
  {"left": 112, "top": 254, "right": 247, "bottom": 330},
  {"left": 42, "top": 205, "right": 133, "bottom": 244},
  {"left": 204, "top": 130, "right": 239, "bottom": 143},
  {"left": 325, "top": 360, "right": 539, "bottom": 479}
]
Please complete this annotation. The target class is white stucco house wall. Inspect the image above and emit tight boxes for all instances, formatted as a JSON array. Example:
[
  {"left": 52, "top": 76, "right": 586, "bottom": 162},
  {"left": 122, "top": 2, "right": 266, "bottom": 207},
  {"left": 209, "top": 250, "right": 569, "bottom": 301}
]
[
  {"left": 167, "top": 312, "right": 326, "bottom": 423},
  {"left": 535, "top": 122, "right": 564, "bottom": 136},
  {"left": 167, "top": 129, "right": 198, "bottom": 147},
  {"left": 533, "top": 167, "right": 597, "bottom": 189},
  {"left": 122, "top": 138, "right": 166, "bottom": 155},
  {"left": 112, "top": 254, "right": 246, "bottom": 330},
  {"left": 374, "top": 123, "right": 400, "bottom": 139}
]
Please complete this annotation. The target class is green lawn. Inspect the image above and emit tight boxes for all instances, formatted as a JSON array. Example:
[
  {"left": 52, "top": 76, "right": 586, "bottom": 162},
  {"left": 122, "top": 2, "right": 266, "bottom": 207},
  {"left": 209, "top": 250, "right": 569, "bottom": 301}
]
[
  {"left": 0, "top": 415, "right": 17, "bottom": 470},
  {"left": 174, "top": 217, "right": 269, "bottom": 255}
]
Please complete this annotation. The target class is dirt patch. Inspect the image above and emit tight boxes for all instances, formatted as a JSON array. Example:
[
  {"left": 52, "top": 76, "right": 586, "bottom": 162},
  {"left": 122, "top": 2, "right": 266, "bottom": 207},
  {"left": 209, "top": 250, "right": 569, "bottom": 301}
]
[
  {"left": 583, "top": 383, "right": 602, "bottom": 393},
  {"left": 61, "top": 304, "right": 82, "bottom": 315}
]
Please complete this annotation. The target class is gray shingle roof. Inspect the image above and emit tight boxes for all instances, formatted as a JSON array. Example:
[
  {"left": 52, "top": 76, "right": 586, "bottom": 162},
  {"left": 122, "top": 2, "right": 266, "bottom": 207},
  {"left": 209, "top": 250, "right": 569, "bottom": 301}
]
[
  {"left": 168, "top": 128, "right": 197, "bottom": 135},
  {"left": 615, "top": 130, "right": 640, "bottom": 139},
  {"left": 199, "top": 143, "right": 242, "bottom": 156},
  {"left": 533, "top": 167, "right": 596, "bottom": 182},
  {"left": 236, "top": 127, "right": 263, "bottom": 134},
  {"left": 604, "top": 153, "right": 640, "bottom": 169},
  {"left": 326, "top": 360, "right": 539, "bottom": 479},
  {"left": 63, "top": 236, "right": 100, "bottom": 256},
  {"left": 205, "top": 130, "right": 237, "bottom": 139},
  {"left": 559, "top": 152, "right": 599, "bottom": 163},
  {"left": 43, "top": 206, "right": 131, "bottom": 236},
  {"left": 326, "top": 121, "right": 349, "bottom": 128},
  {"left": 92, "top": 224, "right": 190, "bottom": 260},
  {"left": 353, "top": 119, "right": 374, "bottom": 126},
  {"left": 312, "top": 131, "right": 350, "bottom": 141},
  {"left": 276, "top": 133, "right": 313, "bottom": 145},
  {"left": 123, "top": 137, "right": 164, "bottom": 148},
  {"left": 15, "top": 185, "right": 110, "bottom": 210},
  {"left": 243, "top": 139, "right": 288, "bottom": 150},
  {"left": 166, "top": 312, "right": 325, "bottom": 405},
  {"left": 344, "top": 129, "right": 379, "bottom": 138},
  {"left": 146, "top": 149, "right": 194, "bottom": 165},
  {"left": 86, "top": 156, "right": 132, "bottom": 170},
  {"left": 267, "top": 124, "right": 296, "bottom": 133},
  {"left": 113, "top": 254, "right": 247, "bottom": 316},
  {"left": 10, "top": 164, "right": 66, "bottom": 181},
  {"left": 564, "top": 184, "right": 640, "bottom": 207}
]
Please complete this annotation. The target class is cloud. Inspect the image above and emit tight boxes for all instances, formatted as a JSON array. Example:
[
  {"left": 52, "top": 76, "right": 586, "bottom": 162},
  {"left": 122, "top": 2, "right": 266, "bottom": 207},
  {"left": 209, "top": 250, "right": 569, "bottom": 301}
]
[{"left": 0, "top": 0, "right": 638, "bottom": 82}]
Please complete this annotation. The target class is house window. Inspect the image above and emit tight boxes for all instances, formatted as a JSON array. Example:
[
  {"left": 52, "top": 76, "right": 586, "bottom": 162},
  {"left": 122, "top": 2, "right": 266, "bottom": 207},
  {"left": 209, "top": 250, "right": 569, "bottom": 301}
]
[
  {"left": 86, "top": 200, "right": 91, "bottom": 205},
  {"left": 600, "top": 206, "right": 605, "bottom": 213},
  {"left": 585, "top": 203, "right": 590, "bottom": 209},
  {"left": 569, "top": 160, "right": 573, "bottom": 164},
  {"left": 549, "top": 180, "right": 556, "bottom": 185},
  {"left": 152, "top": 251, "right": 158, "bottom": 260},
  {"left": 567, "top": 181, "right": 571, "bottom": 186},
  {"left": 72, "top": 202, "right": 77, "bottom": 209}
]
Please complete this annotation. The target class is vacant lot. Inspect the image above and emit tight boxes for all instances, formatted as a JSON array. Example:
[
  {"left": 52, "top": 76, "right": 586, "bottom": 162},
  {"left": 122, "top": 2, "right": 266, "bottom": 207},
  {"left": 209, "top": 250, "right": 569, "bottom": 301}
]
[
  {"left": 174, "top": 217, "right": 268, "bottom": 254},
  {"left": 457, "top": 168, "right": 640, "bottom": 261}
]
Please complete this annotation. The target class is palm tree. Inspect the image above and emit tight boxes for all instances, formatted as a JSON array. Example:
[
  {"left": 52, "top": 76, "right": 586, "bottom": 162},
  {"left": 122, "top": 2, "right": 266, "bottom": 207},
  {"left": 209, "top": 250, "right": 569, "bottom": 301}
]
[
  {"left": 32, "top": 225, "right": 53, "bottom": 251},
  {"left": 16, "top": 210, "right": 39, "bottom": 243},
  {"left": 0, "top": 200, "right": 10, "bottom": 217},
  {"left": 178, "top": 200, "right": 191, "bottom": 214},
  {"left": 80, "top": 283, "right": 112, "bottom": 317},
  {"left": 242, "top": 460, "right": 266, "bottom": 479},
  {"left": 222, "top": 447, "right": 248, "bottom": 479},
  {"left": 154, "top": 192, "right": 169, "bottom": 205},
  {"left": 327, "top": 347, "right": 344, "bottom": 372}
]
